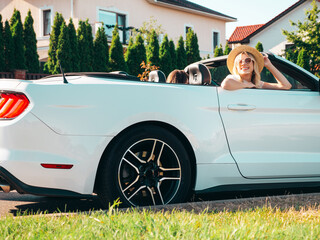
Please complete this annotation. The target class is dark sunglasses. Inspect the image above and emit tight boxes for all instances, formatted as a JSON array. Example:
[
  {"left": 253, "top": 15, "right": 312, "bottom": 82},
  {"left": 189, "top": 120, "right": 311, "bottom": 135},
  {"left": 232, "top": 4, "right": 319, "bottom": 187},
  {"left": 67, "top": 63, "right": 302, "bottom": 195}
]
[{"left": 239, "top": 58, "right": 253, "bottom": 65}]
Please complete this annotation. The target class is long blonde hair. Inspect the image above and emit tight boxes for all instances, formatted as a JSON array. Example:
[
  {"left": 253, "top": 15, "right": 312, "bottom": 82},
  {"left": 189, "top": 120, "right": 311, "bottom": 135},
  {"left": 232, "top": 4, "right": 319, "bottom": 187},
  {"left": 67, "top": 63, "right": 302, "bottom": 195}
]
[{"left": 232, "top": 52, "right": 261, "bottom": 87}]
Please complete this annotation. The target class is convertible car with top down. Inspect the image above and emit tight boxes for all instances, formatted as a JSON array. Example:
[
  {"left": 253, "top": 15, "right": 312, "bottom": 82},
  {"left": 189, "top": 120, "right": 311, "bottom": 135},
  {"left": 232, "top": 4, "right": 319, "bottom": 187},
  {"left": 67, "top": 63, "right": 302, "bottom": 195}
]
[{"left": 0, "top": 53, "right": 319, "bottom": 207}]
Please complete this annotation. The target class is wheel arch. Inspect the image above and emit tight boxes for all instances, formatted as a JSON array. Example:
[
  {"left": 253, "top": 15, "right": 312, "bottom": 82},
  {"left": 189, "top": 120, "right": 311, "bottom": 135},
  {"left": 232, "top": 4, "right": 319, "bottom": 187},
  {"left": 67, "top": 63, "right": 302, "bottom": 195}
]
[{"left": 94, "top": 121, "right": 197, "bottom": 194}]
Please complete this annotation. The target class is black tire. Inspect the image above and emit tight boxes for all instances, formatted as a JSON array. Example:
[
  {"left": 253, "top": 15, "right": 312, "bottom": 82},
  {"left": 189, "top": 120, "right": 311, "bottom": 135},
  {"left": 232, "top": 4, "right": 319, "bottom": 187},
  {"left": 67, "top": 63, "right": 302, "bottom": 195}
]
[{"left": 97, "top": 125, "right": 192, "bottom": 207}]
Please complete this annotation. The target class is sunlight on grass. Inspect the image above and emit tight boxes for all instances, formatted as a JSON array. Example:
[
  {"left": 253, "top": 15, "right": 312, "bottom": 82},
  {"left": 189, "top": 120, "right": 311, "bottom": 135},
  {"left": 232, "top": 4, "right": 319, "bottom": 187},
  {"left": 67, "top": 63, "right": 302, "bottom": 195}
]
[{"left": 1, "top": 202, "right": 319, "bottom": 239}]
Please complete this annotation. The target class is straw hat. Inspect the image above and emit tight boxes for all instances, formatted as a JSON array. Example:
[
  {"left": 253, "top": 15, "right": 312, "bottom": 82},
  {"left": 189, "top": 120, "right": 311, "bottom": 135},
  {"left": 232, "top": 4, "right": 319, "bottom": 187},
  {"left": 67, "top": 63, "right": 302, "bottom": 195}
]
[{"left": 227, "top": 45, "right": 264, "bottom": 74}]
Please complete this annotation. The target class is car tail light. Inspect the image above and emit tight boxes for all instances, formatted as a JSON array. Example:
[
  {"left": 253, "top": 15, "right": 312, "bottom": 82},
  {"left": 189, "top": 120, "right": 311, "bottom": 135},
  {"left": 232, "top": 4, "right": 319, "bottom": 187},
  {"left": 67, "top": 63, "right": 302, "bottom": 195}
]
[{"left": 0, "top": 92, "right": 30, "bottom": 119}]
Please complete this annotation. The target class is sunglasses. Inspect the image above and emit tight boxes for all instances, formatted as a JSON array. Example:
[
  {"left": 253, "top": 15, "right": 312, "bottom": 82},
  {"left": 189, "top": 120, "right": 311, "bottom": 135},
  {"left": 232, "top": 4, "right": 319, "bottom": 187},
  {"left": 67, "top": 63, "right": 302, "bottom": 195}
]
[{"left": 239, "top": 58, "right": 253, "bottom": 65}]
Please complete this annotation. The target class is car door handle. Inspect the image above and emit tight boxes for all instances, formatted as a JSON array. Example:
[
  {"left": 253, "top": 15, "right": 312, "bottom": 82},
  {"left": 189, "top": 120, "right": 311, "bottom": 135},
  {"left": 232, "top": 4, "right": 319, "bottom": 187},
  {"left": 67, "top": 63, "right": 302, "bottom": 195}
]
[{"left": 227, "top": 104, "right": 256, "bottom": 111}]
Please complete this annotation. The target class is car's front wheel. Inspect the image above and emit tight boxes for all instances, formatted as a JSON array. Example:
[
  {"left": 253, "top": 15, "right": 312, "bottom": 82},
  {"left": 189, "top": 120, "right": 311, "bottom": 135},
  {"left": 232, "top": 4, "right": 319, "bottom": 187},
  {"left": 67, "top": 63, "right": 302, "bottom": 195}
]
[{"left": 97, "top": 125, "right": 192, "bottom": 207}]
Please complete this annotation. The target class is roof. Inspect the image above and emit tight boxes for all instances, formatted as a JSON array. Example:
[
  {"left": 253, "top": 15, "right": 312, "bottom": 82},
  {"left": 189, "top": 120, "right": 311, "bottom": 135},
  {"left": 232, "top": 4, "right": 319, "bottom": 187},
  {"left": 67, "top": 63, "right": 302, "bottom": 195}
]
[
  {"left": 146, "top": 0, "right": 236, "bottom": 21},
  {"left": 228, "top": 24, "right": 265, "bottom": 43},
  {"left": 228, "top": 0, "right": 308, "bottom": 43}
]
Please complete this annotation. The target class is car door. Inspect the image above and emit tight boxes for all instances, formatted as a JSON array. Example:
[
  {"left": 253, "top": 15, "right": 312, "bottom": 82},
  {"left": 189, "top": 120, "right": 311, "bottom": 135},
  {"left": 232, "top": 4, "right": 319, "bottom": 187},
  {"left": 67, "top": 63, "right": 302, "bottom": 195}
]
[{"left": 217, "top": 84, "right": 320, "bottom": 179}]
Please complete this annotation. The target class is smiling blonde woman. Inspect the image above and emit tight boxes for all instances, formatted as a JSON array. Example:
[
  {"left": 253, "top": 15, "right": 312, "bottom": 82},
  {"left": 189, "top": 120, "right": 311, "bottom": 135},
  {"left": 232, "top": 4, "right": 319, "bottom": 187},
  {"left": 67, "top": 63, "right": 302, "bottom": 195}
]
[{"left": 221, "top": 45, "right": 292, "bottom": 90}]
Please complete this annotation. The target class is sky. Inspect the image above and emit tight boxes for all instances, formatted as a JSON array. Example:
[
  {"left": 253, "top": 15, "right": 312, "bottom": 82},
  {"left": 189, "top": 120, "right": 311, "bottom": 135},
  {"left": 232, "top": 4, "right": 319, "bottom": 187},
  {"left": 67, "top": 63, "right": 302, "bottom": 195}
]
[{"left": 189, "top": 0, "right": 298, "bottom": 39}]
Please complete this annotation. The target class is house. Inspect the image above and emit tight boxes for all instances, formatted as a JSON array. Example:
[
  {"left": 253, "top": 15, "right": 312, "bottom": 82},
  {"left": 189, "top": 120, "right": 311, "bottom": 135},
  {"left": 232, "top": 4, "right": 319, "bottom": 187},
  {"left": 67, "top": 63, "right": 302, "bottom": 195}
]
[
  {"left": 228, "top": 0, "right": 320, "bottom": 55},
  {"left": 0, "top": 0, "right": 236, "bottom": 62}
]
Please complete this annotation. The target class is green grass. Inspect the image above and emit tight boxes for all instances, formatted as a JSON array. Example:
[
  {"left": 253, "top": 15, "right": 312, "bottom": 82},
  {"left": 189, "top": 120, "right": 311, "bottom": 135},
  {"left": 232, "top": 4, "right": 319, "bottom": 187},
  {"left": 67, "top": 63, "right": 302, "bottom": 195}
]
[{"left": 1, "top": 203, "right": 319, "bottom": 239}]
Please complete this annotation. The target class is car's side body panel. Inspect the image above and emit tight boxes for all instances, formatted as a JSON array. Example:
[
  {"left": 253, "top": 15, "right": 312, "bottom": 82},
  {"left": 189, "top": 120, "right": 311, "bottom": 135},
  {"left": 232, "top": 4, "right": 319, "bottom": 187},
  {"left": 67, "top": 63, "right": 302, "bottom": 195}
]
[
  {"left": 1, "top": 76, "right": 237, "bottom": 194},
  {"left": 217, "top": 87, "right": 320, "bottom": 179}
]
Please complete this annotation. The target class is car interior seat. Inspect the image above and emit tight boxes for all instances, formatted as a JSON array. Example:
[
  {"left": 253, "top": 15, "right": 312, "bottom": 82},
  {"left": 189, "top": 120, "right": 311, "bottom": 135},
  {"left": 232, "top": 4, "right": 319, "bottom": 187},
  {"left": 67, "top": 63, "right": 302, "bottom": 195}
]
[
  {"left": 148, "top": 70, "right": 166, "bottom": 83},
  {"left": 184, "top": 63, "right": 211, "bottom": 85}
]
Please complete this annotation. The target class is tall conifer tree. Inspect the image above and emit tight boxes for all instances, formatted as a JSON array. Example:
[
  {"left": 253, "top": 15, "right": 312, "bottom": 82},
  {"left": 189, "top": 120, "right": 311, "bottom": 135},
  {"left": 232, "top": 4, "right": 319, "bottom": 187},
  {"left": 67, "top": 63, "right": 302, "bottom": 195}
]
[
  {"left": 78, "top": 19, "right": 94, "bottom": 72},
  {"left": 0, "top": 15, "right": 5, "bottom": 71},
  {"left": 176, "top": 36, "right": 187, "bottom": 70},
  {"left": 45, "top": 12, "right": 64, "bottom": 74},
  {"left": 125, "top": 37, "right": 136, "bottom": 75},
  {"left": 93, "top": 25, "right": 109, "bottom": 72},
  {"left": 146, "top": 30, "right": 160, "bottom": 67},
  {"left": 109, "top": 25, "right": 127, "bottom": 72},
  {"left": 56, "top": 22, "right": 71, "bottom": 73},
  {"left": 134, "top": 34, "right": 146, "bottom": 76},
  {"left": 23, "top": 10, "right": 39, "bottom": 73},
  {"left": 10, "top": 9, "right": 26, "bottom": 70},
  {"left": 85, "top": 20, "right": 94, "bottom": 72},
  {"left": 169, "top": 39, "right": 176, "bottom": 71},
  {"left": 159, "top": 34, "right": 172, "bottom": 76},
  {"left": 68, "top": 19, "right": 80, "bottom": 72},
  {"left": 3, "top": 20, "right": 14, "bottom": 71},
  {"left": 186, "top": 28, "right": 200, "bottom": 64}
]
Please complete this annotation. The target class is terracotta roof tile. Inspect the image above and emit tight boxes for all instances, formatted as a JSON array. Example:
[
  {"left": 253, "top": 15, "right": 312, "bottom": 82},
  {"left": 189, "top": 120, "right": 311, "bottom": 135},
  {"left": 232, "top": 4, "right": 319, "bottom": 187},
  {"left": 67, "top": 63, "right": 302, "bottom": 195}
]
[{"left": 228, "top": 24, "right": 264, "bottom": 43}]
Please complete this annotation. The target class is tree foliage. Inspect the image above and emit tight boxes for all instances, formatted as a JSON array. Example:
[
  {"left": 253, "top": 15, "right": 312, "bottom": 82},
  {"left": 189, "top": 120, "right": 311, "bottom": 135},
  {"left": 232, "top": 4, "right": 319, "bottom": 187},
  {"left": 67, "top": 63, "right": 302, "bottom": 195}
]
[
  {"left": 176, "top": 36, "right": 187, "bottom": 69},
  {"left": 23, "top": 10, "right": 39, "bottom": 73},
  {"left": 224, "top": 44, "right": 231, "bottom": 55},
  {"left": 68, "top": 19, "right": 80, "bottom": 72},
  {"left": 214, "top": 44, "right": 223, "bottom": 57},
  {"left": 186, "top": 28, "right": 200, "bottom": 64},
  {"left": 93, "top": 25, "right": 109, "bottom": 72},
  {"left": 146, "top": 30, "right": 160, "bottom": 67},
  {"left": 10, "top": 9, "right": 26, "bottom": 70},
  {"left": 45, "top": 12, "right": 64, "bottom": 74},
  {"left": 3, "top": 20, "right": 14, "bottom": 72},
  {"left": 159, "top": 34, "right": 172, "bottom": 76},
  {"left": 283, "top": 0, "right": 320, "bottom": 75},
  {"left": 169, "top": 39, "right": 176, "bottom": 71},
  {"left": 77, "top": 19, "right": 94, "bottom": 72},
  {"left": 56, "top": 21, "right": 71, "bottom": 73},
  {"left": 255, "top": 41, "right": 264, "bottom": 52},
  {"left": 134, "top": 34, "right": 147, "bottom": 76},
  {"left": 125, "top": 37, "right": 136, "bottom": 75},
  {"left": 125, "top": 33, "right": 146, "bottom": 76},
  {"left": 297, "top": 48, "right": 310, "bottom": 71},
  {"left": 109, "top": 25, "right": 127, "bottom": 72},
  {"left": 137, "top": 16, "right": 164, "bottom": 40},
  {"left": 0, "top": 15, "right": 5, "bottom": 71}
]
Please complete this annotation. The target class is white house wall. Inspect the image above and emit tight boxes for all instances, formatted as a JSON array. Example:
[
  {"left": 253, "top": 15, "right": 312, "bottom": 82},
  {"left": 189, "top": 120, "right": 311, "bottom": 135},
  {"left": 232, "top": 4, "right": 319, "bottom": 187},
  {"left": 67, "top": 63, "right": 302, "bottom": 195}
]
[{"left": 249, "top": 0, "right": 320, "bottom": 56}]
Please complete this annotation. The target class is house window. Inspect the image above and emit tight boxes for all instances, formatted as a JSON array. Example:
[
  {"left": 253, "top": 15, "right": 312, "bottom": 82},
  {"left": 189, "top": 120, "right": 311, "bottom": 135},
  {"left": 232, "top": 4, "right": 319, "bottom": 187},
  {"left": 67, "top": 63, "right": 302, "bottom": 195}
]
[
  {"left": 43, "top": 9, "right": 51, "bottom": 36},
  {"left": 98, "top": 9, "right": 127, "bottom": 43},
  {"left": 213, "top": 31, "right": 219, "bottom": 51}
]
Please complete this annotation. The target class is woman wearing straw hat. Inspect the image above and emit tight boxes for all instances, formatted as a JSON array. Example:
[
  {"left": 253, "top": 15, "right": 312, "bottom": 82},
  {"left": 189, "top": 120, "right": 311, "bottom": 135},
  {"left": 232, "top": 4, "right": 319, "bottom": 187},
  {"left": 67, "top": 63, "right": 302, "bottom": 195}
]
[{"left": 221, "top": 45, "right": 292, "bottom": 90}]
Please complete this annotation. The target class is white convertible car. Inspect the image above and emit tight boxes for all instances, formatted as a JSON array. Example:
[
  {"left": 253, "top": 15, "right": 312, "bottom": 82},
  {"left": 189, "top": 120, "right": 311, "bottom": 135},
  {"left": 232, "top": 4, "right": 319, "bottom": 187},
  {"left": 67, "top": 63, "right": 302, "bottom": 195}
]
[{"left": 0, "top": 53, "right": 319, "bottom": 207}]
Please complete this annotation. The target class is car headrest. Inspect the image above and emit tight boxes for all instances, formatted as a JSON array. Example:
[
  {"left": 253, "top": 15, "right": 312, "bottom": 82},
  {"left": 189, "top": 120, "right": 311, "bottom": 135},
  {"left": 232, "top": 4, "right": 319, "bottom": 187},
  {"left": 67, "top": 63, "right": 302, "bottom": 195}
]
[
  {"left": 148, "top": 70, "right": 166, "bottom": 83},
  {"left": 184, "top": 63, "right": 211, "bottom": 85}
]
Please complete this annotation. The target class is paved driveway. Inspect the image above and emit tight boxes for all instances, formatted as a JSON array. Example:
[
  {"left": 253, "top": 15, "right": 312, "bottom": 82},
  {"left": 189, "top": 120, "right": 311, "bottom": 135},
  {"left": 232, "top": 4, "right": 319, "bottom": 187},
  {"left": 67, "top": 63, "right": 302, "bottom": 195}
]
[{"left": 0, "top": 191, "right": 104, "bottom": 217}]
